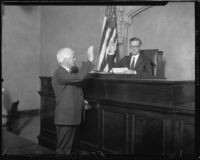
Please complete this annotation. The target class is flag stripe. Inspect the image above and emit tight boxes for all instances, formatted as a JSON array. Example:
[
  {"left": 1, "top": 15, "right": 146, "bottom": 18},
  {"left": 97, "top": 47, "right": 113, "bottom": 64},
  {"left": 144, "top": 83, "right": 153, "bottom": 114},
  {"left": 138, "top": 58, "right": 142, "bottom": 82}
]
[
  {"left": 105, "top": 28, "right": 116, "bottom": 58},
  {"left": 98, "top": 28, "right": 111, "bottom": 70},
  {"left": 99, "top": 30, "right": 115, "bottom": 70},
  {"left": 101, "top": 17, "right": 107, "bottom": 36},
  {"left": 98, "top": 26, "right": 114, "bottom": 69},
  {"left": 99, "top": 27, "right": 115, "bottom": 71},
  {"left": 98, "top": 9, "right": 116, "bottom": 63},
  {"left": 98, "top": 18, "right": 110, "bottom": 57},
  {"left": 98, "top": 6, "right": 119, "bottom": 72}
]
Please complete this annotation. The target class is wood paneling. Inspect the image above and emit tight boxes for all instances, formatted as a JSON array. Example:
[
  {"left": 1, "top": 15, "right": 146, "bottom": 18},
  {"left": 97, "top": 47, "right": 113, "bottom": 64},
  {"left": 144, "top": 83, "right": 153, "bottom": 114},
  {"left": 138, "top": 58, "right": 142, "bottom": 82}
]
[
  {"left": 134, "top": 117, "right": 164, "bottom": 155},
  {"left": 102, "top": 108, "right": 128, "bottom": 153},
  {"left": 38, "top": 75, "right": 194, "bottom": 159},
  {"left": 79, "top": 102, "right": 99, "bottom": 149}
]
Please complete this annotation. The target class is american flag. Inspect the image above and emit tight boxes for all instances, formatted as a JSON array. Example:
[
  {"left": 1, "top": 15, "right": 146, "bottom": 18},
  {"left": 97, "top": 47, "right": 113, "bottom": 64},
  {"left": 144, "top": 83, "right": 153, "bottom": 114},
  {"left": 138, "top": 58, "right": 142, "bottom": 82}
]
[{"left": 98, "top": 6, "right": 119, "bottom": 72}]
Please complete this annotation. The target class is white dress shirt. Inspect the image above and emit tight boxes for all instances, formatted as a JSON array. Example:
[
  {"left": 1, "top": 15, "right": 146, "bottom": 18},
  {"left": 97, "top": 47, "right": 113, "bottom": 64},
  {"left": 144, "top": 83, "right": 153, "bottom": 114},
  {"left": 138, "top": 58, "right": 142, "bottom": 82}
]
[
  {"left": 130, "top": 53, "right": 139, "bottom": 68},
  {"left": 61, "top": 65, "right": 70, "bottom": 72}
]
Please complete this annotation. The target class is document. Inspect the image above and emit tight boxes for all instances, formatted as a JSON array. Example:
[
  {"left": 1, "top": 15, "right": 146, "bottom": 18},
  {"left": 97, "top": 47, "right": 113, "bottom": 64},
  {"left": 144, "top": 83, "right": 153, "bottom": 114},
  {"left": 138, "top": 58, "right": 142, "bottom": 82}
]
[
  {"left": 111, "top": 67, "right": 129, "bottom": 73},
  {"left": 111, "top": 68, "right": 137, "bottom": 74}
]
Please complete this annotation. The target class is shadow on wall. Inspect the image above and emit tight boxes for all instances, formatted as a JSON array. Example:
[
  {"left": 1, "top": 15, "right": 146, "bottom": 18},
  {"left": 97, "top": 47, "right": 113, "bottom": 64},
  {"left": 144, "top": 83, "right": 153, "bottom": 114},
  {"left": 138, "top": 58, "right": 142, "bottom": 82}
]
[
  {"left": 3, "top": 89, "right": 13, "bottom": 112},
  {"left": 11, "top": 115, "right": 33, "bottom": 135},
  {"left": 20, "top": 6, "right": 37, "bottom": 13}
]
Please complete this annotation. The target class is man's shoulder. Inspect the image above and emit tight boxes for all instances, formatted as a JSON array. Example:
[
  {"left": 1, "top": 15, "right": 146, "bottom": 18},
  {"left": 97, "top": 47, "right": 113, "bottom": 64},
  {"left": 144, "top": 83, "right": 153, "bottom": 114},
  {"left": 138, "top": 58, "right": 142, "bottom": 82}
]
[
  {"left": 54, "top": 66, "right": 62, "bottom": 73},
  {"left": 119, "top": 55, "right": 129, "bottom": 61},
  {"left": 53, "top": 66, "right": 68, "bottom": 76}
]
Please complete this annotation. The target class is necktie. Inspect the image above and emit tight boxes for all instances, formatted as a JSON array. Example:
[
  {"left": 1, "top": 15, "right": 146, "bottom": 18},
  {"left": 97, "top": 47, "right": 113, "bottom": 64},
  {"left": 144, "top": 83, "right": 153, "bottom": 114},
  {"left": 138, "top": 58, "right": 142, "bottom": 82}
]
[{"left": 130, "top": 57, "right": 135, "bottom": 69}]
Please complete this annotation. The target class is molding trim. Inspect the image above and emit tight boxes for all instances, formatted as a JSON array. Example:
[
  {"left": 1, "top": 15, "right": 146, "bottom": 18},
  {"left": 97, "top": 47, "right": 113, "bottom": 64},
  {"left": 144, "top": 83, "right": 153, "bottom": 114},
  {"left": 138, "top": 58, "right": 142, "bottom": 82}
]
[
  {"left": 17, "top": 109, "right": 40, "bottom": 117},
  {"left": 124, "top": 6, "right": 152, "bottom": 38}
]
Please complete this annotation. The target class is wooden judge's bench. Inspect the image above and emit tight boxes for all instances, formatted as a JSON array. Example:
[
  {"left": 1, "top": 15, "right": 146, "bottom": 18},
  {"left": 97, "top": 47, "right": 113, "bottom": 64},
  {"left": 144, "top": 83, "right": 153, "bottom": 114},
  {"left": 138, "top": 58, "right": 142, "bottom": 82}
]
[{"left": 38, "top": 74, "right": 194, "bottom": 159}]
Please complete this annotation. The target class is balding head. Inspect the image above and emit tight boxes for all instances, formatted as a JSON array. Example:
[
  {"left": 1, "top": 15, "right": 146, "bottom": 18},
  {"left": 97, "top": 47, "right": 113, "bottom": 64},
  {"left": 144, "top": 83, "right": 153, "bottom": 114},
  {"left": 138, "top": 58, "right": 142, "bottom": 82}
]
[{"left": 57, "top": 48, "right": 74, "bottom": 65}]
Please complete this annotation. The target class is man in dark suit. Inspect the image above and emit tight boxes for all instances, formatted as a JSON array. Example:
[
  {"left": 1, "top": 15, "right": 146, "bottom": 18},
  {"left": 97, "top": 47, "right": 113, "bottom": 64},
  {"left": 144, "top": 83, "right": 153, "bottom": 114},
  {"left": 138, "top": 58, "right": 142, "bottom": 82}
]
[
  {"left": 110, "top": 37, "right": 152, "bottom": 75},
  {"left": 51, "top": 46, "right": 95, "bottom": 154}
]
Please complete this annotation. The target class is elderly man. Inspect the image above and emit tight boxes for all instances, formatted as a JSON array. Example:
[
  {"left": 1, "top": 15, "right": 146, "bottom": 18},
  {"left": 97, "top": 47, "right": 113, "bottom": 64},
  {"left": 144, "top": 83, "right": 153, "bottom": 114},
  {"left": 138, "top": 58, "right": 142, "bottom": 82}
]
[{"left": 51, "top": 46, "right": 95, "bottom": 154}]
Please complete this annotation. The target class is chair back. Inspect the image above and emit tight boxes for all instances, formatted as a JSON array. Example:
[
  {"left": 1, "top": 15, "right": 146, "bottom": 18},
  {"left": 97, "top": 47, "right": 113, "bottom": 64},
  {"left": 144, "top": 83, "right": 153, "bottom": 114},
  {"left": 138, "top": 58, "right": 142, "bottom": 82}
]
[{"left": 140, "top": 49, "right": 163, "bottom": 77}]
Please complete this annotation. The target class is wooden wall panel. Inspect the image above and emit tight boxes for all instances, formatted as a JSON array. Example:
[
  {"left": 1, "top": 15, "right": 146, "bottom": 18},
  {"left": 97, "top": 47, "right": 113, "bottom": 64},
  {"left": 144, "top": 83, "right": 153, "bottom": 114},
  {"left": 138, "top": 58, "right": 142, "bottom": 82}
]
[
  {"left": 104, "top": 83, "right": 173, "bottom": 106},
  {"left": 174, "top": 84, "right": 195, "bottom": 105},
  {"left": 39, "top": 76, "right": 194, "bottom": 159},
  {"left": 175, "top": 111, "right": 195, "bottom": 159},
  {"left": 42, "top": 96, "right": 56, "bottom": 134},
  {"left": 79, "top": 102, "right": 99, "bottom": 150},
  {"left": 101, "top": 108, "right": 128, "bottom": 153},
  {"left": 182, "top": 123, "right": 194, "bottom": 155},
  {"left": 134, "top": 117, "right": 164, "bottom": 155}
]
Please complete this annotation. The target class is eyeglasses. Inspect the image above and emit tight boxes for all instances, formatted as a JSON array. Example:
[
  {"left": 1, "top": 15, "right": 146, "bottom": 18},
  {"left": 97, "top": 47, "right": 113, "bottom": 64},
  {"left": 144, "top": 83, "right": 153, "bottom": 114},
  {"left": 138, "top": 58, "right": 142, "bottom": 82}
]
[{"left": 130, "top": 45, "right": 140, "bottom": 49}]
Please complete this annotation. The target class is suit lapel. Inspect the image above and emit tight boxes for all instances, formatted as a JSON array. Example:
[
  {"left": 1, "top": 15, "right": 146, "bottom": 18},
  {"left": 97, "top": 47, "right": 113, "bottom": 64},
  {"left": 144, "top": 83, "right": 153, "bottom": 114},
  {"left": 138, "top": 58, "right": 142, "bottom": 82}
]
[
  {"left": 127, "top": 54, "right": 132, "bottom": 68},
  {"left": 135, "top": 53, "right": 144, "bottom": 69}
]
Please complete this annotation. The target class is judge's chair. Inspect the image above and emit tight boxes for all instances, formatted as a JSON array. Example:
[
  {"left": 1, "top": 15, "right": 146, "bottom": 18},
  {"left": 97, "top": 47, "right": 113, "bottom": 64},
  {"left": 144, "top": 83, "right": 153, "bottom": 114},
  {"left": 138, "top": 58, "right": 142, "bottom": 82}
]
[{"left": 140, "top": 49, "right": 163, "bottom": 77}]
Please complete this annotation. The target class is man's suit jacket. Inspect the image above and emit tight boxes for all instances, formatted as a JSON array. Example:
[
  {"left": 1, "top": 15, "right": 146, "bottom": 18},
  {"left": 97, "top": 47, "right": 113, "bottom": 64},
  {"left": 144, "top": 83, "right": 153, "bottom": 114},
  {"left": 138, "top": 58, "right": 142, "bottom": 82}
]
[
  {"left": 115, "top": 53, "right": 152, "bottom": 75},
  {"left": 51, "top": 61, "right": 94, "bottom": 125}
]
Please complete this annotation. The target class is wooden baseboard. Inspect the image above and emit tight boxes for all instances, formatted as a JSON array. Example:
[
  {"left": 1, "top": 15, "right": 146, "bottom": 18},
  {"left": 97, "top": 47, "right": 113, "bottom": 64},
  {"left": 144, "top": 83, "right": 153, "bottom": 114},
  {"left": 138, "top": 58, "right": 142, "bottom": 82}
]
[{"left": 17, "top": 109, "right": 40, "bottom": 118}]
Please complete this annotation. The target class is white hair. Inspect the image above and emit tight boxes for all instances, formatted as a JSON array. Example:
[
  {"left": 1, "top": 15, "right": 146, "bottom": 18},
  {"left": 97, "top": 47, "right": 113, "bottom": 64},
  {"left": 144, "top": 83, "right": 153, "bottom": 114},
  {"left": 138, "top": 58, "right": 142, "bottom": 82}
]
[{"left": 56, "top": 48, "right": 74, "bottom": 64}]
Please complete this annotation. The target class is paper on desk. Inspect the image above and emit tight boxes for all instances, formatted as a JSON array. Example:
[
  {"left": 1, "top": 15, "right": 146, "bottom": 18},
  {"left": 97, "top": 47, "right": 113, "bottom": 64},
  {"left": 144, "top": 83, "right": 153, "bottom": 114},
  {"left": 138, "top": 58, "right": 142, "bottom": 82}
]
[
  {"left": 90, "top": 70, "right": 111, "bottom": 74},
  {"left": 111, "top": 67, "right": 129, "bottom": 73}
]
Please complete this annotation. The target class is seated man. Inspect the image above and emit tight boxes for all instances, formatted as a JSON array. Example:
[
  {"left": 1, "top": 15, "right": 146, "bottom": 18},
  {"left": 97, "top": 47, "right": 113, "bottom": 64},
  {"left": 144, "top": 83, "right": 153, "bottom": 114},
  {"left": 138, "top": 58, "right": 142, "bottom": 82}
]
[{"left": 109, "top": 37, "right": 152, "bottom": 75}]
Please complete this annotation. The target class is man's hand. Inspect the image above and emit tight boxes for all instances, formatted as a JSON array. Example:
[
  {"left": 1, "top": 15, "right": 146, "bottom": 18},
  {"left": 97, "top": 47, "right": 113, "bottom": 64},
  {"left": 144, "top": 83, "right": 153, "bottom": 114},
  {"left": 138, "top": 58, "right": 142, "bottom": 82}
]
[{"left": 87, "top": 45, "right": 94, "bottom": 62}]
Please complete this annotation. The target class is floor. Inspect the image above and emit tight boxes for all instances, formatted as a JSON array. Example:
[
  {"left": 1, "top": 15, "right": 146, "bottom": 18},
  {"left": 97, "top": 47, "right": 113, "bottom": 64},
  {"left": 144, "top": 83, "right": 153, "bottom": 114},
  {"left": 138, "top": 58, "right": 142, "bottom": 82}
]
[{"left": 11, "top": 114, "right": 40, "bottom": 144}]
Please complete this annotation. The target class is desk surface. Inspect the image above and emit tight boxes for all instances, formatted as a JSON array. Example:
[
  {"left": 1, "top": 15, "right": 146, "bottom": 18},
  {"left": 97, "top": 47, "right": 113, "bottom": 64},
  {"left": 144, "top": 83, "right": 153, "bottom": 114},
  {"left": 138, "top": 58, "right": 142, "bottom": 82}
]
[{"left": 2, "top": 129, "right": 55, "bottom": 154}]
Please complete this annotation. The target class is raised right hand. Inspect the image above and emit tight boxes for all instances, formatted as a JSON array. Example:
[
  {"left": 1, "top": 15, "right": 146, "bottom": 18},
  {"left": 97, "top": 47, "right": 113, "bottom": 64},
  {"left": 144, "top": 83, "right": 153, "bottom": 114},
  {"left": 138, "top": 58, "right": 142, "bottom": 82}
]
[{"left": 87, "top": 45, "right": 94, "bottom": 62}]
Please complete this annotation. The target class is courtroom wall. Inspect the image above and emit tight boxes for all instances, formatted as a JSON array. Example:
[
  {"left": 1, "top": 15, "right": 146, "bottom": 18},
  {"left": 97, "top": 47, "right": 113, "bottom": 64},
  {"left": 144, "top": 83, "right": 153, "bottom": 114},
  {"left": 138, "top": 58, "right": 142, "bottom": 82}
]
[
  {"left": 126, "top": 2, "right": 195, "bottom": 80},
  {"left": 2, "top": 2, "right": 195, "bottom": 110},
  {"left": 2, "top": 4, "right": 194, "bottom": 112},
  {"left": 39, "top": 6, "right": 105, "bottom": 76},
  {"left": 2, "top": 6, "right": 41, "bottom": 110},
  {"left": 40, "top": 4, "right": 194, "bottom": 80}
]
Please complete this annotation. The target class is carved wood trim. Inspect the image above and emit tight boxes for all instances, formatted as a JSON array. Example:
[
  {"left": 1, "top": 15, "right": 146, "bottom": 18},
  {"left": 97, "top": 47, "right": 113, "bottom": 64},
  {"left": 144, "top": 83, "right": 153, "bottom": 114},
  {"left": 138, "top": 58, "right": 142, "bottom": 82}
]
[
  {"left": 116, "top": 6, "right": 124, "bottom": 44},
  {"left": 124, "top": 6, "right": 152, "bottom": 38},
  {"left": 119, "top": 6, "right": 152, "bottom": 55}
]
